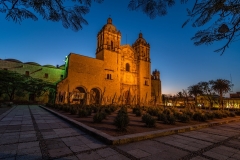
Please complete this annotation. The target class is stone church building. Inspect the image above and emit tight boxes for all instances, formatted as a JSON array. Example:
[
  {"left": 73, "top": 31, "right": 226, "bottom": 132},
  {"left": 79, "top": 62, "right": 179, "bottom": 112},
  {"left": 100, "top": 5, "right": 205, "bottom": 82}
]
[{"left": 56, "top": 18, "right": 162, "bottom": 105}]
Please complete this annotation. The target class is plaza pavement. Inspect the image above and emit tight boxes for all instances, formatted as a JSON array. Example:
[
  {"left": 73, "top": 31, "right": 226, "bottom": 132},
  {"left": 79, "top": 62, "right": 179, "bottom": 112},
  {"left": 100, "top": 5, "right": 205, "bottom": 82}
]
[{"left": 0, "top": 105, "right": 240, "bottom": 160}]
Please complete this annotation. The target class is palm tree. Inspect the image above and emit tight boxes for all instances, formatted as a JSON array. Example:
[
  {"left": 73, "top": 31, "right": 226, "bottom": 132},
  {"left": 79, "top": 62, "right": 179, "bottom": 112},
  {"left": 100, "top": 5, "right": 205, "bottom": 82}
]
[
  {"left": 188, "top": 84, "right": 203, "bottom": 109},
  {"left": 210, "top": 79, "right": 233, "bottom": 109}
]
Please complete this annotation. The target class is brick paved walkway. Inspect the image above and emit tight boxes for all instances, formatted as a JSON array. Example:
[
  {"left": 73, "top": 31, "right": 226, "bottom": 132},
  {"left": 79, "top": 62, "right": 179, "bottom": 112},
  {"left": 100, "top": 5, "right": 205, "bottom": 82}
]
[
  {"left": 0, "top": 107, "right": 12, "bottom": 116},
  {"left": 0, "top": 105, "right": 240, "bottom": 160}
]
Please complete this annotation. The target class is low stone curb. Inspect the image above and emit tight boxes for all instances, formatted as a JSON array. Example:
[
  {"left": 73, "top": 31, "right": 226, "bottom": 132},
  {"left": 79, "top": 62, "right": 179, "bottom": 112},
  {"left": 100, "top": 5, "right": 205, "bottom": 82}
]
[
  {"left": 40, "top": 106, "right": 240, "bottom": 145},
  {"left": 0, "top": 106, "right": 16, "bottom": 121}
]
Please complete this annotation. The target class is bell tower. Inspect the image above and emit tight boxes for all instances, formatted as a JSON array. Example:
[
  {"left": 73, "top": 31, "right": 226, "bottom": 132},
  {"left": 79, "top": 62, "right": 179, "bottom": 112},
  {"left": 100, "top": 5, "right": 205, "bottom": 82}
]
[
  {"left": 132, "top": 32, "right": 150, "bottom": 62},
  {"left": 95, "top": 18, "right": 122, "bottom": 95},
  {"left": 151, "top": 69, "right": 162, "bottom": 104},
  {"left": 96, "top": 18, "right": 121, "bottom": 60},
  {"left": 133, "top": 33, "right": 151, "bottom": 103}
]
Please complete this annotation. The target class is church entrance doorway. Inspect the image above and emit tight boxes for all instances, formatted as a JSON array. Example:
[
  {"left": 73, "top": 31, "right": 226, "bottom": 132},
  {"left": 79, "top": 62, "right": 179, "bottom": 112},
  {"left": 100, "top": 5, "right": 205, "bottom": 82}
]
[
  {"left": 124, "top": 90, "right": 131, "bottom": 105},
  {"left": 90, "top": 88, "right": 101, "bottom": 104},
  {"left": 75, "top": 87, "right": 86, "bottom": 105}
]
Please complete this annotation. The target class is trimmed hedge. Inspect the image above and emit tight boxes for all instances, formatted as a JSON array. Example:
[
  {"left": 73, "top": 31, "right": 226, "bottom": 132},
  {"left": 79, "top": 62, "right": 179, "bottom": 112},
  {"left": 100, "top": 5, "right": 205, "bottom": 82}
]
[
  {"left": 114, "top": 109, "right": 129, "bottom": 131},
  {"left": 142, "top": 113, "right": 156, "bottom": 127}
]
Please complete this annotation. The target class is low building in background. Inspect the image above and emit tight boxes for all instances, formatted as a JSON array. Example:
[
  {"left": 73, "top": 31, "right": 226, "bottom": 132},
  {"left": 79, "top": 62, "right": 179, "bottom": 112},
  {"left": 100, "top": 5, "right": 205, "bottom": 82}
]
[
  {"left": 0, "top": 59, "right": 65, "bottom": 103},
  {"left": 225, "top": 92, "right": 240, "bottom": 108}
]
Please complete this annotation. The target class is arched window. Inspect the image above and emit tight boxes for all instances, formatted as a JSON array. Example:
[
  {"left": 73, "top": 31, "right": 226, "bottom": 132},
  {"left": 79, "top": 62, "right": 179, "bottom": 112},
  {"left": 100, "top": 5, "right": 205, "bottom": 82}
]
[
  {"left": 145, "top": 80, "right": 148, "bottom": 85},
  {"left": 111, "top": 41, "right": 113, "bottom": 50},
  {"left": 126, "top": 63, "right": 130, "bottom": 72}
]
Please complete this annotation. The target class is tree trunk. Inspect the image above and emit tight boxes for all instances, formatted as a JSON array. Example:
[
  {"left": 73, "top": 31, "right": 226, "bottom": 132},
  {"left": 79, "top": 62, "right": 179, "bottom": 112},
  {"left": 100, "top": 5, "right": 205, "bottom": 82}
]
[{"left": 220, "top": 91, "right": 223, "bottom": 110}]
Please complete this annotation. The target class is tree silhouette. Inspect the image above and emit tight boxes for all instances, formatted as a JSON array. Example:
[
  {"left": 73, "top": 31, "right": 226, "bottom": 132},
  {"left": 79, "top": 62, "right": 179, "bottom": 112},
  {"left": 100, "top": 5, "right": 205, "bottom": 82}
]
[
  {"left": 25, "top": 76, "right": 56, "bottom": 101},
  {"left": 128, "top": 0, "right": 240, "bottom": 54},
  {"left": 188, "top": 84, "right": 203, "bottom": 109},
  {"left": 2, "top": 0, "right": 239, "bottom": 54},
  {"left": 0, "top": 70, "right": 55, "bottom": 101},
  {"left": 210, "top": 79, "right": 233, "bottom": 109},
  {"left": 0, "top": 70, "right": 26, "bottom": 101},
  {"left": 0, "top": 0, "right": 103, "bottom": 31},
  {"left": 198, "top": 81, "right": 216, "bottom": 110}
]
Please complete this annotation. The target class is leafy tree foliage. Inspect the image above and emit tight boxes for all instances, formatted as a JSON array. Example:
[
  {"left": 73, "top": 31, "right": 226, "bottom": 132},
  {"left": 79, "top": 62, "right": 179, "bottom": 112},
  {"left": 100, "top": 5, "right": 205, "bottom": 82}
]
[
  {"left": 210, "top": 79, "right": 233, "bottom": 109},
  {"left": 0, "top": 0, "right": 103, "bottom": 31},
  {"left": 128, "top": 0, "right": 240, "bottom": 54},
  {"left": 188, "top": 84, "right": 203, "bottom": 107},
  {"left": 2, "top": 0, "right": 239, "bottom": 53},
  {"left": 25, "top": 76, "right": 56, "bottom": 99},
  {"left": 128, "top": 0, "right": 175, "bottom": 18},
  {"left": 197, "top": 81, "right": 217, "bottom": 109},
  {"left": 187, "top": 79, "right": 233, "bottom": 109},
  {"left": 0, "top": 70, "right": 55, "bottom": 101},
  {"left": 0, "top": 70, "right": 26, "bottom": 101}
]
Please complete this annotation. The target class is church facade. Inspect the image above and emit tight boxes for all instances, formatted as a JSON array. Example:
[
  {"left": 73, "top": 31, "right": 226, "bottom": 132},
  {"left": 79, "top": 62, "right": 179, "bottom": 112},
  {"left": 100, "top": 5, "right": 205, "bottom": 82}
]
[{"left": 56, "top": 18, "right": 162, "bottom": 105}]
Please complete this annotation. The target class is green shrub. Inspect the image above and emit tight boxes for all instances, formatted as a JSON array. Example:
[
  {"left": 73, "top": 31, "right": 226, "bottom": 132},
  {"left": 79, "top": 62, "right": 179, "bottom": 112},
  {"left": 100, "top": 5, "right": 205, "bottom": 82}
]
[
  {"left": 178, "top": 113, "right": 191, "bottom": 123},
  {"left": 182, "top": 109, "right": 194, "bottom": 119},
  {"left": 133, "top": 107, "right": 142, "bottom": 117},
  {"left": 193, "top": 112, "right": 207, "bottom": 122},
  {"left": 213, "top": 111, "right": 223, "bottom": 119},
  {"left": 223, "top": 110, "right": 231, "bottom": 117},
  {"left": 157, "top": 112, "right": 167, "bottom": 121},
  {"left": 221, "top": 111, "right": 228, "bottom": 118},
  {"left": 170, "top": 108, "right": 179, "bottom": 114},
  {"left": 109, "top": 105, "right": 118, "bottom": 112},
  {"left": 92, "top": 105, "right": 99, "bottom": 113},
  {"left": 142, "top": 113, "right": 150, "bottom": 122},
  {"left": 70, "top": 107, "right": 76, "bottom": 115},
  {"left": 230, "top": 112, "right": 236, "bottom": 117},
  {"left": 93, "top": 112, "right": 105, "bottom": 123},
  {"left": 89, "top": 108, "right": 92, "bottom": 115},
  {"left": 135, "top": 109, "right": 142, "bottom": 117},
  {"left": 142, "top": 114, "right": 156, "bottom": 127},
  {"left": 167, "top": 114, "right": 176, "bottom": 124},
  {"left": 58, "top": 105, "right": 63, "bottom": 110},
  {"left": 132, "top": 107, "right": 138, "bottom": 114},
  {"left": 235, "top": 110, "right": 240, "bottom": 116},
  {"left": 114, "top": 112, "right": 129, "bottom": 131},
  {"left": 163, "top": 108, "right": 171, "bottom": 115},
  {"left": 78, "top": 109, "right": 89, "bottom": 117},
  {"left": 205, "top": 112, "right": 215, "bottom": 120},
  {"left": 101, "top": 111, "right": 107, "bottom": 119},
  {"left": 158, "top": 113, "right": 176, "bottom": 124},
  {"left": 63, "top": 106, "right": 70, "bottom": 112},
  {"left": 104, "top": 107, "right": 112, "bottom": 115},
  {"left": 173, "top": 111, "right": 181, "bottom": 119},
  {"left": 118, "top": 107, "right": 128, "bottom": 115},
  {"left": 147, "top": 107, "right": 159, "bottom": 116}
]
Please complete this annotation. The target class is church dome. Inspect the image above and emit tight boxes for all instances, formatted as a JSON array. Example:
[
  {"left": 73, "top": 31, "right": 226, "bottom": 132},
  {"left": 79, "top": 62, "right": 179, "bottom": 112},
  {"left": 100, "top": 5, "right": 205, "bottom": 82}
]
[
  {"left": 101, "top": 18, "right": 119, "bottom": 33},
  {"left": 133, "top": 32, "right": 149, "bottom": 46}
]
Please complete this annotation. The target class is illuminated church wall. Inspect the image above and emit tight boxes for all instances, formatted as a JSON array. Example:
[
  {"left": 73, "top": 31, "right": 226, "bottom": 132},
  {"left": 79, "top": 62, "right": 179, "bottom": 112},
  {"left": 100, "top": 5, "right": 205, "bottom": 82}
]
[
  {"left": 56, "top": 18, "right": 162, "bottom": 105},
  {"left": 0, "top": 18, "right": 162, "bottom": 105}
]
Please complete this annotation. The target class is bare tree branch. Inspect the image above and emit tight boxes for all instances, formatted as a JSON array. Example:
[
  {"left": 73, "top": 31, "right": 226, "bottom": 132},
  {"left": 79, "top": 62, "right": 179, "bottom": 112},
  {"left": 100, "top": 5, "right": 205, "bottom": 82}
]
[{"left": 0, "top": 0, "right": 103, "bottom": 31}]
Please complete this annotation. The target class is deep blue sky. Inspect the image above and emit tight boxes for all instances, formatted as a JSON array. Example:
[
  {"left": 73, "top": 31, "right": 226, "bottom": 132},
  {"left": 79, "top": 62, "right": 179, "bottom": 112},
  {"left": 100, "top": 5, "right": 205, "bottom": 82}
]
[{"left": 1, "top": 0, "right": 239, "bottom": 96}]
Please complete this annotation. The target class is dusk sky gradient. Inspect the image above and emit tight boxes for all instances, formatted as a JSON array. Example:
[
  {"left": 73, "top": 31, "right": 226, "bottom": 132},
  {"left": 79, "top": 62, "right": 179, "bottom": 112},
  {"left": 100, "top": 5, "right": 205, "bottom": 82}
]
[{"left": 1, "top": 0, "right": 239, "bottom": 96}]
